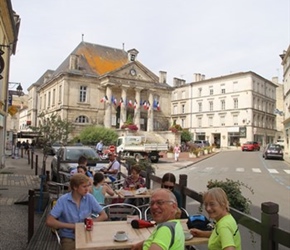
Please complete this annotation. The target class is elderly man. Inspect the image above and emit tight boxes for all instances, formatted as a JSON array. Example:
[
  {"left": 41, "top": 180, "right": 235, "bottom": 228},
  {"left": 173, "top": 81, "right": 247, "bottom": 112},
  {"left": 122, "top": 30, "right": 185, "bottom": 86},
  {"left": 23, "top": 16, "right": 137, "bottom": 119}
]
[
  {"left": 132, "top": 188, "right": 185, "bottom": 250},
  {"left": 46, "top": 174, "right": 108, "bottom": 250}
]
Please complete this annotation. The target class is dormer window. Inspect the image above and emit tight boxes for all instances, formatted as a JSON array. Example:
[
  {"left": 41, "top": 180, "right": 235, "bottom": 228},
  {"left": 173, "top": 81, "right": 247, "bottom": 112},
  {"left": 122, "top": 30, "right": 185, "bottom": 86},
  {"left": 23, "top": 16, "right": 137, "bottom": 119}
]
[{"left": 127, "top": 48, "right": 139, "bottom": 62}]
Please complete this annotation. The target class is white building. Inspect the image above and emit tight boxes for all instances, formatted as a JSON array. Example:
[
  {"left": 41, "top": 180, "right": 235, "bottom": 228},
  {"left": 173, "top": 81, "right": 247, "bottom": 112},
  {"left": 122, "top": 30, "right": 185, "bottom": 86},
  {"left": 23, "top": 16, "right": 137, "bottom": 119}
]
[
  {"left": 171, "top": 71, "right": 277, "bottom": 148},
  {"left": 280, "top": 45, "right": 290, "bottom": 159}
]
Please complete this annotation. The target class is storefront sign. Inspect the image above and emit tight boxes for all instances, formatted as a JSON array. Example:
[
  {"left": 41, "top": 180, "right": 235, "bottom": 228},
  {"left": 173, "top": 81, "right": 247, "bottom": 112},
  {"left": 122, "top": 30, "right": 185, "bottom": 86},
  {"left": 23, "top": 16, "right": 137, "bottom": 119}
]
[{"left": 239, "top": 127, "right": 247, "bottom": 138}]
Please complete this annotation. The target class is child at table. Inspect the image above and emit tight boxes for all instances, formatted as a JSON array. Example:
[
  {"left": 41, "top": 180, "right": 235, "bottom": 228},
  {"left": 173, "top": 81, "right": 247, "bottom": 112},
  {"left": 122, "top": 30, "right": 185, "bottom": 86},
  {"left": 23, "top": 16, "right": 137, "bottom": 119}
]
[{"left": 91, "top": 172, "right": 115, "bottom": 205}]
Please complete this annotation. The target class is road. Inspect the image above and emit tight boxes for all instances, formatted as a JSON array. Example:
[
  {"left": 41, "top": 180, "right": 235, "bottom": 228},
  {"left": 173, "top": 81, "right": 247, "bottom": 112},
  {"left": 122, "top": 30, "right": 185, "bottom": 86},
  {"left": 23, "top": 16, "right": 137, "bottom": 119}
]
[{"left": 168, "top": 150, "right": 290, "bottom": 250}]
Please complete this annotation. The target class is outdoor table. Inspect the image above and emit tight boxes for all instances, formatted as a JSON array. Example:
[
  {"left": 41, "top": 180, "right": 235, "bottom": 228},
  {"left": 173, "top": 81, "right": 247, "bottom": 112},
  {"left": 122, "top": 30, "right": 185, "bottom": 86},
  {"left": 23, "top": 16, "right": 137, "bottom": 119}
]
[
  {"left": 105, "top": 188, "right": 152, "bottom": 199},
  {"left": 75, "top": 221, "right": 151, "bottom": 249},
  {"left": 147, "top": 219, "right": 208, "bottom": 246}
]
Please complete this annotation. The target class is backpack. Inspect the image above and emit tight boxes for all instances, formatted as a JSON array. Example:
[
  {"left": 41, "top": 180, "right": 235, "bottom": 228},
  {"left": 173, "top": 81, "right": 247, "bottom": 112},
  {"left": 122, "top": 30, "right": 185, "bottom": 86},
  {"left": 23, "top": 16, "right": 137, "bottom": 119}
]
[{"left": 186, "top": 214, "right": 212, "bottom": 231}]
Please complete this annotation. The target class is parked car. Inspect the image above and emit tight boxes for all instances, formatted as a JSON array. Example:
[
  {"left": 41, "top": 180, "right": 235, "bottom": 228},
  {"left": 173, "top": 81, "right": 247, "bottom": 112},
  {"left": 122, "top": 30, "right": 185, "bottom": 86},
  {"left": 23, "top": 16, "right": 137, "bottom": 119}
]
[
  {"left": 241, "top": 141, "right": 260, "bottom": 151},
  {"left": 193, "top": 140, "right": 210, "bottom": 148},
  {"left": 263, "top": 144, "right": 284, "bottom": 160},
  {"left": 50, "top": 146, "right": 100, "bottom": 182}
]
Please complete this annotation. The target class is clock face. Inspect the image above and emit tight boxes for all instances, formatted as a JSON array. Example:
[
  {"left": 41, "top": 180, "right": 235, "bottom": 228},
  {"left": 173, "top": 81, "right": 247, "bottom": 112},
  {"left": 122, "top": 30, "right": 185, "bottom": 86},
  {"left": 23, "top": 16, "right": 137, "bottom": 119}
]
[{"left": 130, "top": 69, "right": 136, "bottom": 76}]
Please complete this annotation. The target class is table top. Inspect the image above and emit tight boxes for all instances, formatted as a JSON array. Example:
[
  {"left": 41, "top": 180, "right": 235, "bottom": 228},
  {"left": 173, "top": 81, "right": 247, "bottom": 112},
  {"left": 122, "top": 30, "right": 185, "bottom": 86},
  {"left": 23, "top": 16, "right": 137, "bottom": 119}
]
[
  {"left": 75, "top": 219, "right": 208, "bottom": 249},
  {"left": 105, "top": 188, "right": 152, "bottom": 199},
  {"left": 75, "top": 221, "right": 151, "bottom": 250}
]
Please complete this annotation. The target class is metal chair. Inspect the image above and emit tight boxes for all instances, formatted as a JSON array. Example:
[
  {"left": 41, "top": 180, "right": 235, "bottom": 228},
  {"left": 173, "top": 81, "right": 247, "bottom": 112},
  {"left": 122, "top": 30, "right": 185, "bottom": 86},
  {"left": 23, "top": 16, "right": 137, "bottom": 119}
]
[{"left": 102, "top": 203, "right": 142, "bottom": 221}]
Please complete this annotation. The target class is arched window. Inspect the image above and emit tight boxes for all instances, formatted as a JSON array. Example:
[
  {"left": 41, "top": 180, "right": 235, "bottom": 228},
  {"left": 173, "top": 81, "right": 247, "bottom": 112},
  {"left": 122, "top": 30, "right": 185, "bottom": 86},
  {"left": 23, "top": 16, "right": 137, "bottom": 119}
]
[{"left": 75, "top": 116, "right": 89, "bottom": 123}]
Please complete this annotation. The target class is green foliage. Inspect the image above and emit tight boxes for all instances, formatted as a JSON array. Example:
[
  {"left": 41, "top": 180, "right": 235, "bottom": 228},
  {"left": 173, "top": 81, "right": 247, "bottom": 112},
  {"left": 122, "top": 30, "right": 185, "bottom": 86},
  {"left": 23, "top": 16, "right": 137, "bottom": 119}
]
[
  {"left": 169, "top": 124, "right": 183, "bottom": 133},
  {"left": 207, "top": 178, "right": 254, "bottom": 214},
  {"left": 181, "top": 130, "right": 192, "bottom": 142},
  {"left": 78, "top": 126, "right": 118, "bottom": 145},
  {"left": 30, "top": 112, "right": 74, "bottom": 155}
]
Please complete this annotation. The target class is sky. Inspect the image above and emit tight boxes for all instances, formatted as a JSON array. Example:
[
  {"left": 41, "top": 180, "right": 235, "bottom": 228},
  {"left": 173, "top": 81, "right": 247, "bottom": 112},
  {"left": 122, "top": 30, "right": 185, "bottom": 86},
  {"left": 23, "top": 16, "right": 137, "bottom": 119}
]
[{"left": 9, "top": 0, "right": 290, "bottom": 93}]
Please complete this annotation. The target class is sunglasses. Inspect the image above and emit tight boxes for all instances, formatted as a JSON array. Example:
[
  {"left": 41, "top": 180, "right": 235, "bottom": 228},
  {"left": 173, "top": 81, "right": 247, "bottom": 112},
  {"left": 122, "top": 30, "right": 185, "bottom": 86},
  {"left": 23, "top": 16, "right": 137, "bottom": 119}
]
[{"left": 163, "top": 185, "right": 174, "bottom": 190}]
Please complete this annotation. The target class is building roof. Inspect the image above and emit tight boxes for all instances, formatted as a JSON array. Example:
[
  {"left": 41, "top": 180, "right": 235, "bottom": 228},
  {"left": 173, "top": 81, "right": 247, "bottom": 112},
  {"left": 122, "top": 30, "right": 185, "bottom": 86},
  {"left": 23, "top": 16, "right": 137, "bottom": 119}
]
[{"left": 52, "top": 41, "right": 131, "bottom": 78}]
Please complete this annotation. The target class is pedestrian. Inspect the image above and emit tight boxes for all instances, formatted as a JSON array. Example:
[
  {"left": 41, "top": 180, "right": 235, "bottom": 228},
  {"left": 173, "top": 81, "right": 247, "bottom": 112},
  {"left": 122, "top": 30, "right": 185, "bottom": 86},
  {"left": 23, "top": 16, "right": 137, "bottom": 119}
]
[
  {"left": 46, "top": 174, "right": 108, "bottom": 250},
  {"left": 100, "top": 152, "right": 120, "bottom": 182},
  {"left": 189, "top": 187, "right": 241, "bottom": 250},
  {"left": 96, "top": 140, "right": 103, "bottom": 154},
  {"left": 131, "top": 188, "right": 185, "bottom": 250},
  {"left": 173, "top": 143, "right": 180, "bottom": 161}
]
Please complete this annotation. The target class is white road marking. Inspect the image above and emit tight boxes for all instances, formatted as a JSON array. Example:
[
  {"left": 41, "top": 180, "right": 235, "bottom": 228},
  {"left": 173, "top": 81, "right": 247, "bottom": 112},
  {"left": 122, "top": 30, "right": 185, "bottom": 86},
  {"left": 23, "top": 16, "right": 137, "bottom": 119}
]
[
  {"left": 268, "top": 169, "right": 279, "bottom": 174},
  {"left": 284, "top": 169, "right": 290, "bottom": 174},
  {"left": 252, "top": 168, "right": 261, "bottom": 173},
  {"left": 236, "top": 168, "right": 244, "bottom": 172}
]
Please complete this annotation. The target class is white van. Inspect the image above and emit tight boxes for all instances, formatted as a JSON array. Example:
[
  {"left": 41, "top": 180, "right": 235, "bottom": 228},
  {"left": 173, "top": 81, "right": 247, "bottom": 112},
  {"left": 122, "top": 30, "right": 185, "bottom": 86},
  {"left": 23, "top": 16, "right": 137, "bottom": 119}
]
[{"left": 276, "top": 139, "right": 285, "bottom": 149}]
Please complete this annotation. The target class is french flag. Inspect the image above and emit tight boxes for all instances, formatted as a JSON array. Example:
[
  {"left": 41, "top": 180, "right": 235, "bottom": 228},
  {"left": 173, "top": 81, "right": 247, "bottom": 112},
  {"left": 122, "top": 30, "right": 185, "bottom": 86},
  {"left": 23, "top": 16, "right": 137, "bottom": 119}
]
[
  {"left": 119, "top": 97, "right": 124, "bottom": 106},
  {"left": 134, "top": 99, "right": 138, "bottom": 109},
  {"left": 156, "top": 102, "right": 160, "bottom": 111},
  {"left": 143, "top": 101, "right": 147, "bottom": 109},
  {"left": 128, "top": 100, "right": 133, "bottom": 107},
  {"left": 100, "top": 95, "right": 108, "bottom": 103},
  {"left": 146, "top": 101, "right": 150, "bottom": 110}
]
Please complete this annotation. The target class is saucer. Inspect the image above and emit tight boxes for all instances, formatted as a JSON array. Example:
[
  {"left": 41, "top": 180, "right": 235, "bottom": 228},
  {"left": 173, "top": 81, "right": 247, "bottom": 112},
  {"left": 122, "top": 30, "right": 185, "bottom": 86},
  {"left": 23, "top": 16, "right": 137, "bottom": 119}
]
[
  {"left": 184, "top": 232, "right": 193, "bottom": 241},
  {"left": 114, "top": 235, "right": 128, "bottom": 242}
]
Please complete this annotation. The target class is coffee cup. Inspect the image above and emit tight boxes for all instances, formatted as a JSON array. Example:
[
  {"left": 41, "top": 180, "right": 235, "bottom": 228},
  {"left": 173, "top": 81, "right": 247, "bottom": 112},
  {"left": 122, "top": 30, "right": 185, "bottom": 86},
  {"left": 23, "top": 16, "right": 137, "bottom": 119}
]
[{"left": 115, "top": 231, "right": 127, "bottom": 240}]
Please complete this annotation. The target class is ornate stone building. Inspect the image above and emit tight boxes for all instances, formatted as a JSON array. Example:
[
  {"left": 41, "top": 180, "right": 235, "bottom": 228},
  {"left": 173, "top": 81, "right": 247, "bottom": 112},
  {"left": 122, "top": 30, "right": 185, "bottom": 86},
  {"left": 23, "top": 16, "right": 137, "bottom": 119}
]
[
  {"left": 0, "top": 0, "right": 20, "bottom": 166},
  {"left": 27, "top": 42, "right": 172, "bottom": 138}
]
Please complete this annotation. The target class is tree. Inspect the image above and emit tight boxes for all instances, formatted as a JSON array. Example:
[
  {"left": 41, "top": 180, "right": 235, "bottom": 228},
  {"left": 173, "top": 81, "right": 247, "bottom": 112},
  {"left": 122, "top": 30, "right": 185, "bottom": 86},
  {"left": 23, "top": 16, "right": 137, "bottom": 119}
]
[
  {"left": 30, "top": 112, "right": 74, "bottom": 171},
  {"left": 181, "top": 130, "right": 192, "bottom": 143},
  {"left": 78, "top": 126, "right": 118, "bottom": 146}
]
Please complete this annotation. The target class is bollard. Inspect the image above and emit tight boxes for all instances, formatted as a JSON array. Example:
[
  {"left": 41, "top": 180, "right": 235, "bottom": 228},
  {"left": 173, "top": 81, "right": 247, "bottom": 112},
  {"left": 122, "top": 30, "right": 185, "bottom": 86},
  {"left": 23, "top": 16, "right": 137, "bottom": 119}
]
[
  {"left": 35, "top": 155, "right": 38, "bottom": 175},
  {"left": 28, "top": 189, "right": 35, "bottom": 242},
  {"left": 27, "top": 150, "right": 30, "bottom": 165},
  {"left": 31, "top": 152, "right": 34, "bottom": 169}
]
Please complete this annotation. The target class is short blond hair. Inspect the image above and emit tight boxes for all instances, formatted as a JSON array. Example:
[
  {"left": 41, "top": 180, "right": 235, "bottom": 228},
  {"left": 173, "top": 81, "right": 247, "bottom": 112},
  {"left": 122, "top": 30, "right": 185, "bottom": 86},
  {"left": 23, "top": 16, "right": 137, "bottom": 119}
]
[
  {"left": 70, "top": 173, "right": 90, "bottom": 189},
  {"left": 203, "top": 187, "right": 230, "bottom": 211}
]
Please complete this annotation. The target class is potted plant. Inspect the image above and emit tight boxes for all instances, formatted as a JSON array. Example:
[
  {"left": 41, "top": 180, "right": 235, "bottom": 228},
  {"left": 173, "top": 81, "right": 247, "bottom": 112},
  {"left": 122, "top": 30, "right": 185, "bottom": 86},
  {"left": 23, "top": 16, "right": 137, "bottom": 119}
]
[
  {"left": 169, "top": 124, "right": 183, "bottom": 133},
  {"left": 189, "top": 144, "right": 200, "bottom": 158}
]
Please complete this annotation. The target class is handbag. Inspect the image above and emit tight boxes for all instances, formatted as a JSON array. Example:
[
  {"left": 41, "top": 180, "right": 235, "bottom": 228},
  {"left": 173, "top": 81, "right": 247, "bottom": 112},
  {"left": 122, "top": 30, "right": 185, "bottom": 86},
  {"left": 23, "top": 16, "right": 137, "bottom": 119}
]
[{"left": 186, "top": 214, "right": 212, "bottom": 231}]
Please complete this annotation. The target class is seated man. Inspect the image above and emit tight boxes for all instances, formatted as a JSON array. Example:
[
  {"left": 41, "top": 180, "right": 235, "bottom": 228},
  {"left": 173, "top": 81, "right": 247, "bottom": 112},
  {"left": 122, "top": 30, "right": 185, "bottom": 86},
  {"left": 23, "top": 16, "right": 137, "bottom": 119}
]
[
  {"left": 132, "top": 188, "right": 185, "bottom": 250},
  {"left": 46, "top": 174, "right": 108, "bottom": 250},
  {"left": 100, "top": 152, "right": 120, "bottom": 182}
]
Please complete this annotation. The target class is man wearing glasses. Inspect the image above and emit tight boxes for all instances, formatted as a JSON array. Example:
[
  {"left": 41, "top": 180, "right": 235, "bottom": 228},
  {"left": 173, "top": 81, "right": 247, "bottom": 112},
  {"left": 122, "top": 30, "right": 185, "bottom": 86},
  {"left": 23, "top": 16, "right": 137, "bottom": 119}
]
[{"left": 131, "top": 188, "right": 185, "bottom": 250}]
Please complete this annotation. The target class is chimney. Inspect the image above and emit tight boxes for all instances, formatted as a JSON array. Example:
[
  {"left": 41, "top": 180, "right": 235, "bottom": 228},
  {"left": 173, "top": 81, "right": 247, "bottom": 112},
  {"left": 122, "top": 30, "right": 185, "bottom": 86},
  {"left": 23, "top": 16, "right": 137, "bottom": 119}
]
[
  {"left": 159, "top": 71, "right": 167, "bottom": 83},
  {"left": 69, "top": 54, "right": 79, "bottom": 70},
  {"left": 272, "top": 77, "right": 279, "bottom": 84}
]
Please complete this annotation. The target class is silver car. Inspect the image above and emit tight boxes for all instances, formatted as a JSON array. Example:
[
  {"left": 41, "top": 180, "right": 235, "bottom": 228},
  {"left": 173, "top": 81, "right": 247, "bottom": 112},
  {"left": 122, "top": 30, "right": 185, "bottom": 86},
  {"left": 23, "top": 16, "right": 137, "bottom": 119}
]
[{"left": 50, "top": 146, "right": 99, "bottom": 182}]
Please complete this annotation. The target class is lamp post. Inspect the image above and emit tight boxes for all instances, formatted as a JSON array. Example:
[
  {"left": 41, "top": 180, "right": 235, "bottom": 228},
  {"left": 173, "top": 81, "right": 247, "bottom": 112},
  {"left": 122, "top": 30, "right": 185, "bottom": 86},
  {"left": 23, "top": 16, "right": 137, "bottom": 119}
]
[{"left": 7, "top": 82, "right": 24, "bottom": 158}]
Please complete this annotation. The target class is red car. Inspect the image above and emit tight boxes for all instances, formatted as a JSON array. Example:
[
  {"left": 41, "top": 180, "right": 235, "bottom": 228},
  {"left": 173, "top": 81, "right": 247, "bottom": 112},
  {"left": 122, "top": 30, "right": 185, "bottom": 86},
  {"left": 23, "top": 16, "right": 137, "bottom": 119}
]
[{"left": 241, "top": 141, "right": 260, "bottom": 151}]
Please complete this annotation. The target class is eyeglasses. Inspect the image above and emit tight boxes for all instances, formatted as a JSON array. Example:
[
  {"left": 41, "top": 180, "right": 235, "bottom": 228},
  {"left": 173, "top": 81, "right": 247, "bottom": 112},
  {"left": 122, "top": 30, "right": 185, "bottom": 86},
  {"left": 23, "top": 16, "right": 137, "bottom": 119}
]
[
  {"left": 163, "top": 185, "right": 174, "bottom": 190},
  {"left": 149, "top": 200, "right": 174, "bottom": 206}
]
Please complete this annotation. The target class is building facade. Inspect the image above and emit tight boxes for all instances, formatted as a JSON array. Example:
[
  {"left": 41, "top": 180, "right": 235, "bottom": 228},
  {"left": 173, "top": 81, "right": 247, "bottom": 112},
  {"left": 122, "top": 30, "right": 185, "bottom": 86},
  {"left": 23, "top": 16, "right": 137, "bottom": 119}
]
[
  {"left": 280, "top": 45, "right": 290, "bottom": 159},
  {"left": 0, "top": 0, "right": 20, "bottom": 166},
  {"left": 27, "top": 42, "right": 172, "bottom": 139},
  {"left": 171, "top": 72, "right": 277, "bottom": 148}
]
